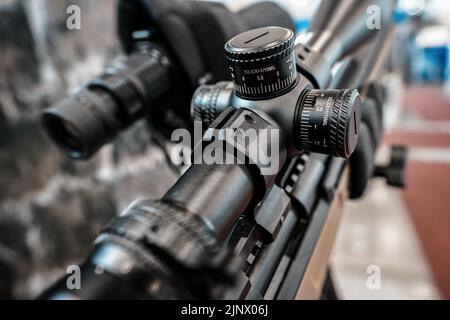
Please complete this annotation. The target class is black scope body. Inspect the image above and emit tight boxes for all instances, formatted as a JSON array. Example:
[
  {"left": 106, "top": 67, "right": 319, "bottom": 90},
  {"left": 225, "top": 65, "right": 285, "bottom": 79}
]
[
  {"left": 193, "top": 26, "right": 362, "bottom": 159},
  {"left": 40, "top": 110, "right": 273, "bottom": 299},
  {"left": 41, "top": 0, "right": 295, "bottom": 159},
  {"left": 39, "top": 26, "right": 362, "bottom": 300}
]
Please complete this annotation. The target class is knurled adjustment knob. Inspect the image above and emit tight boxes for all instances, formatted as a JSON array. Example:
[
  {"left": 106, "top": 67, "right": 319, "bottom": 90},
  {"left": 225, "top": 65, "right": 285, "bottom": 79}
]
[
  {"left": 296, "top": 89, "right": 362, "bottom": 158},
  {"left": 225, "top": 26, "right": 297, "bottom": 100}
]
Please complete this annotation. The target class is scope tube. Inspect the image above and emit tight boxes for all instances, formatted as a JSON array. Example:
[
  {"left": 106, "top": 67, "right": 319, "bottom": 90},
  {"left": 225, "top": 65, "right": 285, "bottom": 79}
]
[
  {"left": 40, "top": 162, "right": 256, "bottom": 299},
  {"left": 163, "top": 164, "right": 254, "bottom": 243},
  {"left": 40, "top": 103, "right": 288, "bottom": 299},
  {"left": 296, "top": 0, "right": 395, "bottom": 88}
]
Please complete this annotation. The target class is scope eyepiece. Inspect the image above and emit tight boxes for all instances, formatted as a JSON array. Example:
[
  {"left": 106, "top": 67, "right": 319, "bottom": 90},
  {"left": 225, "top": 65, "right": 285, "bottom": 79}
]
[
  {"left": 42, "top": 89, "right": 120, "bottom": 159},
  {"left": 42, "top": 48, "right": 171, "bottom": 159}
]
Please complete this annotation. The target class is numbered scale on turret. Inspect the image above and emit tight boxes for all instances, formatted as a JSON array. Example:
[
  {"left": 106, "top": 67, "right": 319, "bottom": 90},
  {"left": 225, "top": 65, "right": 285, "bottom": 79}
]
[
  {"left": 296, "top": 89, "right": 361, "bottom": 158},
  {"left": 224, "top": 26, "right": 362, "bottom": 159},
  {"left": 225, "top": 26, "right": 297, "bottom": 99}
]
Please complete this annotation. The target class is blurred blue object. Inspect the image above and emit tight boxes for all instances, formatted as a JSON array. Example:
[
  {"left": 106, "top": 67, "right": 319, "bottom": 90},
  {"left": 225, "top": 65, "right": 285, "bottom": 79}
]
[
  {"left": 295, "top": 19, "right": 310, "bottom": 32},
  {"left": 410, "top": 25, "right": 450, "bottom": 84},
  {"left": 421, "top": 46, "right": 449, "bottom": 82},
  {"left": 410, "top": 45, "right": 449, "bottom": 84},
  {"left": 393, "top": 9, "right": 408, "bottom": 24}
]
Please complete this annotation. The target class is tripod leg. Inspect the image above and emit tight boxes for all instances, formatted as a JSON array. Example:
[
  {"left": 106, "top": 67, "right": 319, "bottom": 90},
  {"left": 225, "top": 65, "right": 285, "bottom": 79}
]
[{"left": 320, "top": 269, "right": 339, "bottom": 300}]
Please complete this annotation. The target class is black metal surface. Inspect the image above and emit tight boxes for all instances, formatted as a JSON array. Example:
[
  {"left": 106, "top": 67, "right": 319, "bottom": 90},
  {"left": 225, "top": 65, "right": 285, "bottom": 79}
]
[
  {"left": 254, "top": 185, "right": 291, "bottom": 243},
  {"left": 322, "top": 158, "right": 346, "bottom": 202},
  {"left": 163, "top": 164, "right": 254, "bottom": 242},
  {"left": 374, "top": 145, "right": 408, "bottom": 188},
  {"left": 276, "top": 199, "right": 330, "bottom": 300},
  {"left": 289, "top": 154, "right": 327, "bottom": 216},
  {"left": 247, "top": 210, "right": 298, "bottom": 298}
]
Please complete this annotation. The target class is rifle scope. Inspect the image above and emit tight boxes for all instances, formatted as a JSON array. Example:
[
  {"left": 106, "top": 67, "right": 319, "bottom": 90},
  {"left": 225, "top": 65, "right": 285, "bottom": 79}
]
[
  {"left": 42, "top": 48, "right": 171, "bottom": 159},
  {"left": 193, "top": 26, "right": 362, "bottom": 158},
  {"left": 39, "top": 0, "right": 394, "bottom": 300},
  {"left": 39, "top": 26, "right": 363, "bottom": 300},
  {"left": 41, "top": 0, "right": 295, "bottom": 160}
]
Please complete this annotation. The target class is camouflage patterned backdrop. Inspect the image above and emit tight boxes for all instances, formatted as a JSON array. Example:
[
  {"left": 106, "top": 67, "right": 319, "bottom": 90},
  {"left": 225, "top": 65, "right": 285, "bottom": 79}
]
[{"left": 0, "top": 0, "right": 177, "bottom": 298}]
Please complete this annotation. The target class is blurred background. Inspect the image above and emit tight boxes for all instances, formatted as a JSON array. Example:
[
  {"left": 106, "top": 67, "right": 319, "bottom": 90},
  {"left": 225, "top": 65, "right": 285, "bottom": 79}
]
[{"left": 0, "top": 0, "right": 448, "bottom": 299}]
